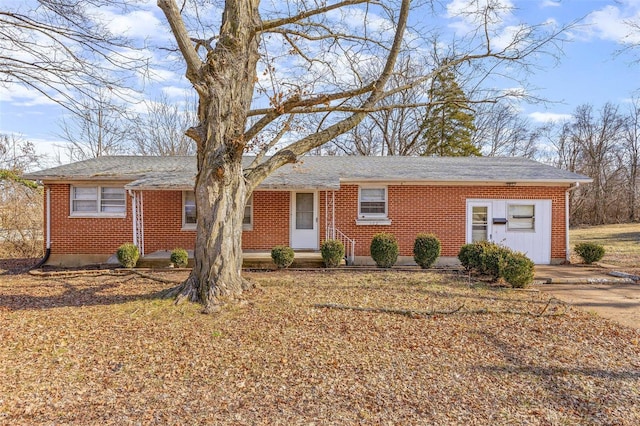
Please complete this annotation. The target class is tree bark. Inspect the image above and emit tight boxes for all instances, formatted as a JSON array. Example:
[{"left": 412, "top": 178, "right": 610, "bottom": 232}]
[{"left": 159, "top": 0, "right": 260, "bottom": 311}]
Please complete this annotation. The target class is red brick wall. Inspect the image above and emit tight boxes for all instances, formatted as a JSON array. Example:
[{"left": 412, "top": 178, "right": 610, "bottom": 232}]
[
  {"left": 46, "top": 184, "right": 292, "bottom": 256},
  {"left": 320, "top": 185, "right": 567, "bottom": 260},
  {"left": 47, "top": 183, "right": 567, "bottom": 260},
  {"left": 142, "top": 191, "right": 195, "bottom": 253},
  {"left": 47, "top": 183, "right": 133, "bottom": 255},
  {"left": 242, "top": 191, "right": 290, "bottom": 249}
]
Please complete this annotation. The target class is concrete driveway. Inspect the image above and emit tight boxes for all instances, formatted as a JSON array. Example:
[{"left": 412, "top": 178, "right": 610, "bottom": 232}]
[{"left": 534, "top": 265, "right": 640, "bottom": 329}]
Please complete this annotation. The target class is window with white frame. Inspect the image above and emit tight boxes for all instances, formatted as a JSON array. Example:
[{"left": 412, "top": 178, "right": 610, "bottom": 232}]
[
  {"left": 508, "top": 204, "right": 535, "bottom": 231},
  {"left": 243, "top": 194, "right": 253, "bottom": 229},
  {"left": 183, "top": 192, "right": 253, "bottom": 230},
  {"left": 71, "top": 186, "right": 125, "bottom": 215},
  {"left": 184, "top": 191, "right": 197, "bottom": 226},
  {"left": 359, "top": 187, "right": 387, "bottom": 218}
]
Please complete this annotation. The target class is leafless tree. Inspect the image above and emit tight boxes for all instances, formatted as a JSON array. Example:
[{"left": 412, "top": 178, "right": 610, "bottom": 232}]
[
  {"left": 132, "top": 94, "right": 197, "bottom": 156},
  {"left": 0, "top": 134, "right": 43, "bottom": 258},
  {"left": 621, "top": 98, "right": 640, "bottom": 222},
  {"left": 473, "top": 101, "right": 540, "bottom": 158},
  {"left": 558, "top": 103, "right": 625, "bottom": 225},
  {"left": 0, "top": 1, "right": 150, "bottom": 117},
  {"left": 157, "top": 0, "right": 573, "bottom": 310},
  {"left": 56, "top": 91, "right": 133, "bottom": 162}
]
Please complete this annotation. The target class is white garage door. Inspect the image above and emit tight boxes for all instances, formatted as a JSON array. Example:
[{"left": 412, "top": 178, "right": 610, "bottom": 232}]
[{"left": 466, "top": 199, "right": 552, "bottom": 264}]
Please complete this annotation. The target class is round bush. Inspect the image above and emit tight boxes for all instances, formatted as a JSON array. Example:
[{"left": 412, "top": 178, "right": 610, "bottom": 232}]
[
  {"left": 170, "top": 248, "right": 189, "bottom": 268},
  {"left": 271, "top": 245, "right": 295, "bottom": 269},
  {"left": 321, "top": 239, "right": 345, "bottom": 268},
  {"left": 116, "top": 243, "right": 139, "bottom": 268},
  {"left": 370, "top": 233, "right": 399, "bottom": 268},
  {"left": 501, "top": 251, "right": 535, "bottom": 288},
  {"left": 574, "top": 242, "right": 605, "bottom": 265},
  {"left": 413, "top": 233, "right": 441, "bottom": 269},
  {"left": 458, "top": 241, "right": 491, "bottom": 272},
  {"left": 479, "top": 242, "right": 510, "bottom": 280}
]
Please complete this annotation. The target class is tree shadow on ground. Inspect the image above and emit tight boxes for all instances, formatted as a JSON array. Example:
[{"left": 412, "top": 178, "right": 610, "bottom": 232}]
[
  {"left": 0, "top": 276, "right": 176, "bottom": 311},
  {"left": 474, "top": 329, "right": 640, "bottom": 423}
]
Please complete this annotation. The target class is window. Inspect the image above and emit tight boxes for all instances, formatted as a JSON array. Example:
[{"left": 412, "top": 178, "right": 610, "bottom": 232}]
[
  {"left": 184, "top": 191, "right": 196, "bottom": 226},
  {"left": 183, "top": 192, "right": 253, "bottom": 230},
  {"left": 71, "top": 186, "right": 125, "bottom": 215},
  {"left": 359, "top": 187, "right": 387, "bottom": 218},
  {"left": 508, "top": 204, "right": 535, "bottom": 231},
  {"left": 243, "top": 194, "right": 253, "bottom": 230}
]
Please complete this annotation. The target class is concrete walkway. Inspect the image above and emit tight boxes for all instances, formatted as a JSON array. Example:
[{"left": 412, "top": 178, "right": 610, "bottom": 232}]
[{"left": 534, "top": 265, "right": 639, "bottom": 330}]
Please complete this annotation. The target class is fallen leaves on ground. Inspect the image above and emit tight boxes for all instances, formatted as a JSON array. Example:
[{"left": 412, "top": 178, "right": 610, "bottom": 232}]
[{"left": 0, "top": 269, "right": 638, "bottom": 425}]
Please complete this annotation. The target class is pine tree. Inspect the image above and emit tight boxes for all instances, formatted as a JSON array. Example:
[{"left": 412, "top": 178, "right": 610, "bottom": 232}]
[{"left": 421, "top": 65, "right": 479, "bottom": 156}]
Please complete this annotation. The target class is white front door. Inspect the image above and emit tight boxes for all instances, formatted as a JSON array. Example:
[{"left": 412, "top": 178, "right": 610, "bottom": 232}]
[
  {"left": 467, "top": 201, "right": 493, "bottom": 243},
  {"left": 290, "top": 192, "right": 318, "bottom": 249}
]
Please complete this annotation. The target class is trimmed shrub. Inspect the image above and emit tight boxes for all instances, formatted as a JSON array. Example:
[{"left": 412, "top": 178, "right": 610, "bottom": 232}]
[
  {"left": 458, "top": 241, "right": 490, "bottom": 272},
  {"left": 479, "top": 242, "right": 510, "bottom": 280},
  {"left": 501, "top": 251, "right": 535, "bottom": 288},
  {"left": 116, "top": 243, "right": 139, "bottom": 268},
  {"left": 271, "top": 245, "right": 295, "bottom": 269},
  {"left": 574, "top": 242, "right": 605, "bottom": 265},
  {"left": 458, "top": 241, "right": 535, "bottom": 287},
  {"left": 413, "top": 233, "right": 441, "bottom": 269},
  {"left": 370, "top": 233, "right": 399, "bottom": 268},
  {"left": 170, "top": 248, "right": 189, "bottom": 268},
  {"left": 321, "top": 239, "right": 345, "bottom": 268}
]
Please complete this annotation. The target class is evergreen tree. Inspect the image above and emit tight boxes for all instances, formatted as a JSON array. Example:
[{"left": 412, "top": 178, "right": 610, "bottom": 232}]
[{"left": 421, "top": 65, "right": 479, "bottom": 156}]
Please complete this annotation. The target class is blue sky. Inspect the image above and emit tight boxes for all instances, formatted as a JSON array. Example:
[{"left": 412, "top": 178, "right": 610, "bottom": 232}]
[{"left": 1, "top": 0, "right": 640, "bottom": 165}]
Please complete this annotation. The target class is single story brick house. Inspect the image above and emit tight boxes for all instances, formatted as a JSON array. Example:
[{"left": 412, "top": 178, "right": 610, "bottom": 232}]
[{"left": 25, "top": 155, "right": 591, "bottom": 266}]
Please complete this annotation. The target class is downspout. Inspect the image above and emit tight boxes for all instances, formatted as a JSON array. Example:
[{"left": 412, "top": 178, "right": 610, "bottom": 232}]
[
  {"left": 128, "top": 189, "right": 137, "bottom": 248},
  {"left": 565, "top": 182, "right": 580, "bottom": 263},
  {"left": 32, "top": 186, "right": 51, "bottom": 269}
]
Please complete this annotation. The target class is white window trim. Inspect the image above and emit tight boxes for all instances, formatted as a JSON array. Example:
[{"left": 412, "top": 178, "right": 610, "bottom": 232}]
[
  {"left": 69, "top": 185, "right": 126, "bottom": 218},
  {"left": 243, "top": 194, "right": 253, "bottom": 231},
  {"left": 182, "top": 191, "right": 254, "bottom": 231},
  {"left": 507, "top": 203, "right": 536, "bottom": 232},
  {"left": 357, "top": 185, "right": 391, "bottom": 225},
  {"left": 182, "top": 191, "right": 197, "bottom": 230}
]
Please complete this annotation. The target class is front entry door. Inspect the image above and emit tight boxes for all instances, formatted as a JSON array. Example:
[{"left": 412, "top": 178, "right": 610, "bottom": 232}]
[
  {"left": 467, "top": 201, "right": 492, "bottom": 243},
  {"left": 290, "top": 192, "right": 318, "bottom": 249}
]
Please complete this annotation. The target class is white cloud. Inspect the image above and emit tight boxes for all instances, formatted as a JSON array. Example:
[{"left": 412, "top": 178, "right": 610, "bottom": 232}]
[
  {"left": 91, "top": 7, "right": 168, "bottom": 41},
  {"left": 162, "top": 86, "right": 192, "bottom": 99},
  {"left": 529, "top": 111, "right": 571, "bottom": 123},
  {"left": 540, "top": 0, "right": 561, "bottom": 8},
  {"left": 585, "top": 2, "right": 640, "bottom": 45},
  {"left": 446, "top": 0, "right": 515, "bottom": 31}
]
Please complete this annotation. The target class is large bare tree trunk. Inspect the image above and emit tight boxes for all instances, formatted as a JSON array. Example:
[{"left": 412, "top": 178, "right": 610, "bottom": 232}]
[
  {"left": 178, "top": 157, "right": 250, "bottom": 312},
  {"left": 159, "top": 0, "right": 260, "bottom": 311}
]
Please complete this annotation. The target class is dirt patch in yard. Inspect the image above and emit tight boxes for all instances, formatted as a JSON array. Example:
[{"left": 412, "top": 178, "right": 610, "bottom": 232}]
[{"left": 1, "top": 270, "right": 639, "bottom": 425}]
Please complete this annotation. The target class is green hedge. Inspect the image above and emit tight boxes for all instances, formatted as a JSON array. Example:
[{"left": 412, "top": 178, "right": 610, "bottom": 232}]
[
  {"left": 413, "top": 233, "right": 441, "bottom": 269},
  {"left": 370, "top": 233, "right": 398, "bottom": 268},
  {"left": 574, "top": 242, "right": 605, "bottom": 265},
  {"left": 321, "top": 239, "right": 345, "bottom": 268},
  {"left": 271, "top": 246, "right": 295, "bottom": 269},
  {"left": 457, "top": 241, "right": 535, "bottom": 288},
  {"left": 170, "top": 248, "right": 189, "bottom": 268},
  {"left": 116, "top": 243, "right": 139, "bottom": 268}
]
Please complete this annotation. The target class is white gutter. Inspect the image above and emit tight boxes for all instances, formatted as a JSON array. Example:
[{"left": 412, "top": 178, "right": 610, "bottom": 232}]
[{"left": 565, "top": 182, "right": 581, "bottom": 263}]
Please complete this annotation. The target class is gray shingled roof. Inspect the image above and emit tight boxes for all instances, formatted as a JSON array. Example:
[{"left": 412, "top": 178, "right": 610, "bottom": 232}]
[{"left": 24, "top": 155, "right": 592, "bottom": 190}]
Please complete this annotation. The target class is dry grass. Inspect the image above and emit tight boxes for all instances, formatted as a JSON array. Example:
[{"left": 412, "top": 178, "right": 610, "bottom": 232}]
[
  {"left": 570, "top": 223, "right": 640, "bottom": 268},
  {"left": 1, "top": 269, "right": 639, "bottom": 425}
]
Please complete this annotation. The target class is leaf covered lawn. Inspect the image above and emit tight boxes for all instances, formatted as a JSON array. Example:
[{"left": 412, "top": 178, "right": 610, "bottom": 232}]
[{"left": 1, "top": 270, "right": 639, "bottom": 425}]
